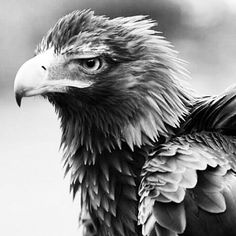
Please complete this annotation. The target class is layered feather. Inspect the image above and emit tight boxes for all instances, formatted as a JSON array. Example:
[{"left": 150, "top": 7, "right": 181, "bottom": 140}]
[
  {"left": 139, "top": 132, "right": 236, "bottom": 236},
  {"left": 31, "top": 9, "right": 236, "bottom": 236}
]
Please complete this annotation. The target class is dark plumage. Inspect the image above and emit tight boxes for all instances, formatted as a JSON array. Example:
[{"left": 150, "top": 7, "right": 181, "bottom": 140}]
[{"left": 14, "top": 10, "right": 236, "bottom": 236}]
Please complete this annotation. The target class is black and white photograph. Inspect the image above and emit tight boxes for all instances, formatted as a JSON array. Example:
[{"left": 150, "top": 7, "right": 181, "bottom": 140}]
[{"left": 1, "top": 0, "right": 236, "bottom": 235}]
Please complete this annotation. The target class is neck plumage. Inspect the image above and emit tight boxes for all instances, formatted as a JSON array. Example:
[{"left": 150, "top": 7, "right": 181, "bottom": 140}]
[
  {"left": 52, "top": 57, "right": 194, "bottom": 236},
  {"left": 57, "top": 82, "right": 193, "bottom": 158},
  {"left": 50, "top": 30, "right": 195, "bottom": 156}
]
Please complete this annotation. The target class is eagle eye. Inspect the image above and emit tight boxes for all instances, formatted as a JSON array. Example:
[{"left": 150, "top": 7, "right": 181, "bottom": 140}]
[{"left": 81, "top": 58, "right": 102, "bottom": 72}]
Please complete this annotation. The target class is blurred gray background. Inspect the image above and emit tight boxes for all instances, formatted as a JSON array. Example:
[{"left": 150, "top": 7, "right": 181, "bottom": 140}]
[{"left": 1, "top": 0, "right": 236, "bottom": 235}]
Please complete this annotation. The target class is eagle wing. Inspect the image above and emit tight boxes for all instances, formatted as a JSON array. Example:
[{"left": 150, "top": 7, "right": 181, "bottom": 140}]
[
  {"left": 138, "top": 86, "right": 236, "bottom": 236},
  {"left": 184, "top": 85, "right": 236, "bottom": 135}
]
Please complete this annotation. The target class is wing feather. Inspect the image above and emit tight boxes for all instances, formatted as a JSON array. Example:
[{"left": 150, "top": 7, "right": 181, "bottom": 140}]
[
  {"left": 138, "top": 132, "right": 236, "bottom": 236},
  {"left": 184, "top": 86, "right": 236, "bottom": 135},
  {"left": 153, "top": 202, "right": 186, "bottom": 233}
]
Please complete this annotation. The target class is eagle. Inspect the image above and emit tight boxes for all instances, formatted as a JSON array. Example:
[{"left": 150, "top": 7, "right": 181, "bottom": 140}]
[{"left": 14, "top": 10, "right": 236, "bottom": 236}]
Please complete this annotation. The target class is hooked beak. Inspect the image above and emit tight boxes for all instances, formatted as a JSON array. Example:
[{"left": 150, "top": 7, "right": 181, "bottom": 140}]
[
  {"left": 14, "top": 48, "right": 94, "bottom": 107},
  {"left": 14, "top": 49, "right": 55, "bottom": 107}
]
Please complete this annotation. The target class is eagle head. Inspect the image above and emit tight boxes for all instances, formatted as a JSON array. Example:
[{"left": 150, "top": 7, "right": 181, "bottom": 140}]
[{"left": 14, "top": 10, "right": 192, "bottom": 152}]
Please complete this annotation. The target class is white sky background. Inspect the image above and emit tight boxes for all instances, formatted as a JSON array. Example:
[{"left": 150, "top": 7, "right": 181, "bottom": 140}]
[
  {"left": 0, "top": 99, "right": 79, "bottom": 236},
  {"left": 0, "top": 0, "right": 236, "bottom": 235}
]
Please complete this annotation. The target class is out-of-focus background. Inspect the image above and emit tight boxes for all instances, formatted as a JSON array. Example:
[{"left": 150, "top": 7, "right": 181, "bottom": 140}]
[{"left": 0, "top": 0, "right": 236, "bottom": 235}]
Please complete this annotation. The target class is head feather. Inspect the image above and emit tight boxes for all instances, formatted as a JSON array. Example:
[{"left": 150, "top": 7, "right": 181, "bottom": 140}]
[{"left": 38, "top": 10, "right": 194, "bottom": 153}]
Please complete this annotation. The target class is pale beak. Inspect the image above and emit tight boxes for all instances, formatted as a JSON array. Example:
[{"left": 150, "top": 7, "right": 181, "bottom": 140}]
[
  {"left": 14, "top": 49, "right": 55, "bottom": 107},
  {"left": 14, "top": 48, "right": 94, "bottom": 107}
]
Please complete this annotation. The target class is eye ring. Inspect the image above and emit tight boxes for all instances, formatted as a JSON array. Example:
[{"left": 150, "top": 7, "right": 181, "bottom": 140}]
[{"left": 81, "top": 58, "right": 102, "bottom": 72}]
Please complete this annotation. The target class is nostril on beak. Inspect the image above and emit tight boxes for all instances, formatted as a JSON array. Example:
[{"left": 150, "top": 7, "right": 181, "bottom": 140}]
[{"left": 41, "top": 66, "right": 47, "bottom": 71}]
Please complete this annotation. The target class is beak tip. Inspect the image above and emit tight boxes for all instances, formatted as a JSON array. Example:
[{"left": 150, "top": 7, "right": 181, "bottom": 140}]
[{"left": 15, "top": 92, "right": 22, "bottom": 107}]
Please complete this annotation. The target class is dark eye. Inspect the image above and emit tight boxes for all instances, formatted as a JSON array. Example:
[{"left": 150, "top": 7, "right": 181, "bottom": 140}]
[{"left": 81, "top": 58, "right": 101, "bottom": 72}]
